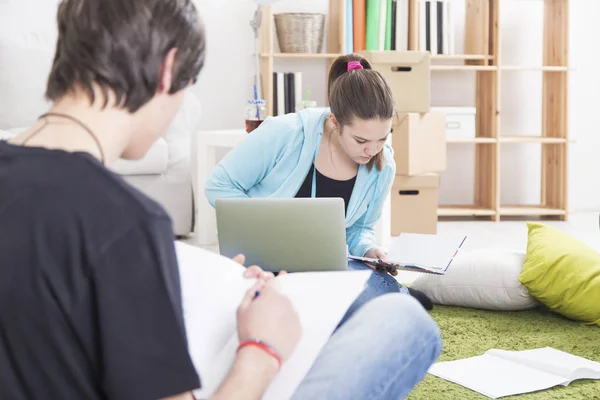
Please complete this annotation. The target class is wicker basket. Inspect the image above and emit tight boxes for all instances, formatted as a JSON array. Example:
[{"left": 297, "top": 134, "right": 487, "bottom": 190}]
[{"left": 274, "top": 13, "right": 326, "bottom": 54}]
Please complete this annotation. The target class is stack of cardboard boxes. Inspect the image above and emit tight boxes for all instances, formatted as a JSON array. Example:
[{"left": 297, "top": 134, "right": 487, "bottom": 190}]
[{"left": 361, "top": 51, "right": 446, "bottom": 235}]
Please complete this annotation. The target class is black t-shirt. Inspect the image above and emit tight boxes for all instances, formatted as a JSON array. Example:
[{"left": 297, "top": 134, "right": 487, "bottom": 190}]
[
  {"left": 0, "top": 141, "right": 200, "bottom": 400},
  {"left": 295, "top": 164, "right": 357, "bottom": 215}
]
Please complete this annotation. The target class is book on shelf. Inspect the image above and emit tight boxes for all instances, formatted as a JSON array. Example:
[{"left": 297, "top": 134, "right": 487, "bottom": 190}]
[
  {"left": 272, "top": 72, "right": 304, "bottom": 116},
  {"left": 419, "top": 0, "right": 455, "bottom": 55},
  {"left": 349, "top": 0, "right": 455, "bottom": 55},
  {"left": 346, "top": 0, "right": 354, "bottom": 55},
  {"left": 352, "top": 0, "right": 410, "bottom": 53}
]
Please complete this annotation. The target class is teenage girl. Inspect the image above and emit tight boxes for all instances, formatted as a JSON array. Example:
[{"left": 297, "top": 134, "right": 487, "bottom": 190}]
[{"left": 205, "top": 54, "right": 432, "bottom": 314}]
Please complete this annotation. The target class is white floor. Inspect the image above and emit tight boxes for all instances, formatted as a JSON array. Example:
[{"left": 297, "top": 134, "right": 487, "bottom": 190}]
[
  {"left": 185, "top": 212, "right": 600, "bottom": 285},
  {"left": 437, "top": 212, "right": 600, "bottom": 253}
]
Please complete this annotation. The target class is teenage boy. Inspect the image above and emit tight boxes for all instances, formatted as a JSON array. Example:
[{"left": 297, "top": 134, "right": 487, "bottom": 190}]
[{"left": 0, "top": 1, "right": 442, "bottom": 399}]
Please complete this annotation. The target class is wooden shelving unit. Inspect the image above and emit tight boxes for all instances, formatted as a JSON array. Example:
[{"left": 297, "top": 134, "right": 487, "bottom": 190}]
[{"left": 258, "top": 0, "right": 569, "bottom": 222}]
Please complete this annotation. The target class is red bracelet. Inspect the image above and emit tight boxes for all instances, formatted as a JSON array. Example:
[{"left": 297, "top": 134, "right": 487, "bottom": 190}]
[{"left": 237, "top": 339, "right": 282, "bottom": 369}]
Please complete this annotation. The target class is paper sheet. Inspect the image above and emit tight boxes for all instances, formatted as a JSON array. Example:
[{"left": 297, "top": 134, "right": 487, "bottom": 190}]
[
  {"left": 206, "top": 271, "right": 370, "bottom": 400},
  {"left": 175, "top": 242, "right": 370, "bottom": 400},
  {"left": 487, "top": 348, "right": 600, "bottom": 383},
  {"left": 428, "top": 353, "right": 567, "bottom": 399},
  {"left": 176, "top": 242, "right": 252, "bottom": 395}
]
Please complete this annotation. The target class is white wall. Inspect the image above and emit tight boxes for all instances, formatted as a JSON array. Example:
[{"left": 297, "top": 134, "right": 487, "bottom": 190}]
[
  {"left": 192, "top": 0, "right": 600, "bottom": 212},
  {"left": 192, "top": 0, "right": 331, "bottom": 125},
  {"left": 564, "top": 0, "right": 600, "bottom": 212}
]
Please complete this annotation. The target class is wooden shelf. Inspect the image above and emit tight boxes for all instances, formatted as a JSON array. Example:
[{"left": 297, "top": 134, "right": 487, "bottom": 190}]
[
  {"left": 446, "top": 137, "right": 574, "bottom": 146},
  {"left": 258, "top": 0, "right": 570, "bottom": 224},
  {"left": 264, "top": 59, "right": 569, "bottom": 73},
  {"left": 499, "top": 136, "right": 567, "bottom": 144},
  {"left": 438, "top": 206, "right": 568, "bottom": 218},
  {"left": 431, "top": 54, "right": 493, "bottom": 61},
  {"left": 500, "top": 66, "right": 569, "bottom": 72},
  {"left": 261, "top": 53, "right": 343, "bottom": 59},
  {"left": 447, "top": 137, "right": 496, "bottom": 144},
  {"left": 499, "top": 206, "right": 567, "bottom": 216},
  {"left": 262, "top": 53, "right": 496, "bottom": 61},
  {"left": 431, "top": 65, "right": 498, "bottom": 71},
  {"left": 438, "top": 206, "right": 497, "bottom": 217}
]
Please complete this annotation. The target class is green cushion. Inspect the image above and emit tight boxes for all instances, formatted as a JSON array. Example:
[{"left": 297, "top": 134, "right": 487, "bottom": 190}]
[{"left": 518, "top": 222, "right": 600, "bottom": 326}]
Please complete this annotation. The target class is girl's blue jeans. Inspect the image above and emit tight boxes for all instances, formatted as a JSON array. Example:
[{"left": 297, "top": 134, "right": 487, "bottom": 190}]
[{"left": 339, "top": 259, "right": 410, "bottom": 326}]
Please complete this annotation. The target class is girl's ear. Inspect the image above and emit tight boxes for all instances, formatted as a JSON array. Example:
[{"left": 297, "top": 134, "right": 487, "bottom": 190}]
[{"left": 329, "top": 114, "right": 340, "bottom": 129}]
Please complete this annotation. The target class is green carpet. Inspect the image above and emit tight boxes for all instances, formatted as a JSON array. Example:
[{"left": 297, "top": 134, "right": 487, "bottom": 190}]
[{"left": 408, "top": 305, "right": 600, "bottom": 400}]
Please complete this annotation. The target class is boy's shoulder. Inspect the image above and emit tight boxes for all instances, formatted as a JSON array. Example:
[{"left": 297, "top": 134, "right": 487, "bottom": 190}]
[{"left": 2, "top": 147, "right": 170, "bottom": 239}]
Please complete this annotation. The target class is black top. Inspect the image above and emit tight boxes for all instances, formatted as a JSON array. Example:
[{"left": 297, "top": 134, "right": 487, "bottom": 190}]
[
  {"left": 295, "top": 164, "right": 357, "bottom": 215},
  {"left": 0, "top": 141, "right": 200, "bottom": 400}
]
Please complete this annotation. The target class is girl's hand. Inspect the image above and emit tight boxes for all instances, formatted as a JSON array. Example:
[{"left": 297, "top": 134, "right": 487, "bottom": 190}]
[
  {"left": 365, "top": 247, "right": 387, "bottom": 260},
  {"left": 364, "top": 247, "right": 398, "bottom": 276}
]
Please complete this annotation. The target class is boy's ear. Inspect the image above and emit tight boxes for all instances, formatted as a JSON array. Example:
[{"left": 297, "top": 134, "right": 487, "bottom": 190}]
[{"left": 157, "top": 48, "right": 179, "bottom": 94}]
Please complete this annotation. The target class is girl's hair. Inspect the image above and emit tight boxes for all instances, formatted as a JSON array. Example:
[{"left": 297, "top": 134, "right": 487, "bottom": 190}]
[{"left": 327, "top": 54, "right": 396, "bottom": 172}]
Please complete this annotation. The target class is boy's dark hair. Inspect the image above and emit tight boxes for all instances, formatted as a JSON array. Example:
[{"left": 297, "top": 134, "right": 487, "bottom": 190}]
[
  {"left": 327, "top": 54, "right": 396, "bottom": 171},
  {"left": 46, "top": 0, "right": 206, "bottom": 113}
]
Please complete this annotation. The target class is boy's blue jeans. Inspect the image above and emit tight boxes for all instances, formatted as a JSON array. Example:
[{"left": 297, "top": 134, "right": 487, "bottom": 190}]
[{"left": 291, "top": 261, "right": 442, "bottom": 400}]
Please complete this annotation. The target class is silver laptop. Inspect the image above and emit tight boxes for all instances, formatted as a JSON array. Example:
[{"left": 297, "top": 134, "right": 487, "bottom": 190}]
[{"left": 215, "top": 198, "right": 348, "bottom": 272}]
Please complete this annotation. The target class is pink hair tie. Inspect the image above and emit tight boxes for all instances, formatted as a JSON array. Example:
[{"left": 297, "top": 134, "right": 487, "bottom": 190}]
[{"left": 347, "top": 61, "right": 363, "bottom": 71}]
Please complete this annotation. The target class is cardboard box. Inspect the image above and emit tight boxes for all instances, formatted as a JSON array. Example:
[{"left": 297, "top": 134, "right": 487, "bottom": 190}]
[
  {"left": 391, "top": 111, "right": 447, "bottom": 175},
  {"left": 391, "top": 174, "right": 439, "bottom": 235},
  {"left": 360, "top": 51, "right": 430, "bottom": 113}
]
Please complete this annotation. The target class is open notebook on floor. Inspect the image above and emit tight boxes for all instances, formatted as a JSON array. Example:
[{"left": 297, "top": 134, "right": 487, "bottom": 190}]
[
  {"left": 349, "top": 232, "right": 467, "bottom": 275},
  {"left": 428, "top": 347, "right": 600, "bottom": 399},
  {"left": 175, "top": 242, "right": 370, "bottom": 400}
]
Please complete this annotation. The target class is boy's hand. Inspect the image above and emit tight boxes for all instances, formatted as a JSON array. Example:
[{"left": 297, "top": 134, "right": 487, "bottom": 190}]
[
  {"left": 236, "top": 280, "right": 301, "bottom": 364},
  {"left": 232, "top": 254, "right": 287, "bottom": 281}
]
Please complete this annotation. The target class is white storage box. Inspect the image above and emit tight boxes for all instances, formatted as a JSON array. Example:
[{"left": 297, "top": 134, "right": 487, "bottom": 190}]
[{"left": 432, "top": 107, "right": 476, "bottom": 140}]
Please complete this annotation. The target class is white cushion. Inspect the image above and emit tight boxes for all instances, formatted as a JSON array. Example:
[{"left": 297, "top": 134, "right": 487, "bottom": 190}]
[
  {"left": 0, "top": 128, "right": 14, "bottom": 140},
  {"left": 0, "top": 126, "right": 168, "bottom": 175},
  {"left": 410, "top": 248, "right": 539, "bottom": 311},
  {"left": 0, "top": 94, "right": 201, "bottom": 175},
  {"left": 111, "top": 91, "right": 203, "bottom": 175},
  {"left": 111, "top": 138, "right": 169, "bottom": 176}
]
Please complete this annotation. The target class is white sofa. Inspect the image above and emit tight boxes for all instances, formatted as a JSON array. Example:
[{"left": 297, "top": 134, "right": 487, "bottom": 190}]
[{"left": 0, "top": 0, "right": 200, "bottom": 236}]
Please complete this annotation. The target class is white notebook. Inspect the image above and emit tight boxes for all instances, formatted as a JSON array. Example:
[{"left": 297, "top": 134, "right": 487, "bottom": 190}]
[
  {"left": 428, "top": 347, "right": 600, "bottom": 399},
  {"left": 175, "top": 242, "right": 370, "bottom": 400},
  {"left": 349, "top": 232, "right": 467, "bottom": 275}
]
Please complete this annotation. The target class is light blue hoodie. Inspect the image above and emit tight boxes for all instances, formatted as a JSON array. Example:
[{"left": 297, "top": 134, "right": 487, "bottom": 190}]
[{"left": 204, "top": 107, "right": 396, "bottom": 257}]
